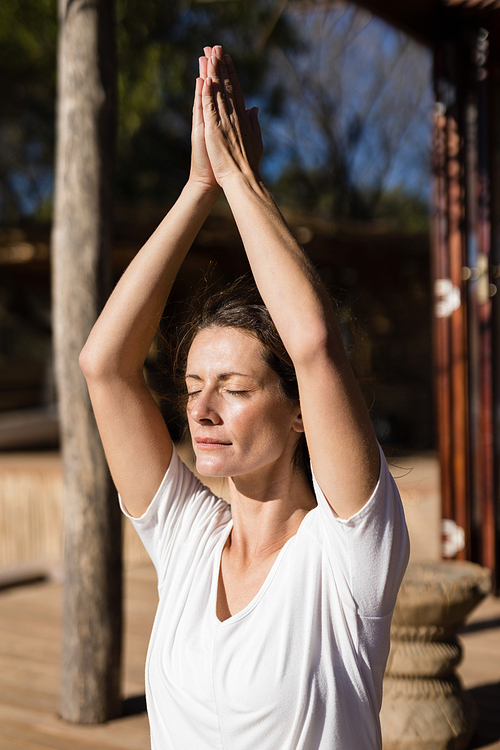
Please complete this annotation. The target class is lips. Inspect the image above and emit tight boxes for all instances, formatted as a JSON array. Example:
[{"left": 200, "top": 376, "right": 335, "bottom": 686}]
[{"left": 194, "top": 437, "right": 231, "bottom": 446}]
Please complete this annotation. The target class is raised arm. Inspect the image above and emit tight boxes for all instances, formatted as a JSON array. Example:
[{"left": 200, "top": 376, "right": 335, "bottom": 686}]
[
  {"left": 201, "top": 49, "right": 379, "bottom": 518},
  {"left": 80, "top": 58, "right": 221, "bottom": 517}
]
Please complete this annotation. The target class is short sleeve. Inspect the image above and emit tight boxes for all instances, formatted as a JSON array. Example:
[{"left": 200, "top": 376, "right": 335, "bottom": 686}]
[
  {"left": 119, "top": 445, "right": 231, "bottom": 583},
  {"left": 312, "top": 444, "right": 410, "bottom": 617}
]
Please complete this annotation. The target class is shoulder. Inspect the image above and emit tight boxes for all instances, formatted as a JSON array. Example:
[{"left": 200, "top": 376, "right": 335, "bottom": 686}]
[
  {"left": 121, "top": 445, "right": 231, "bottom": 558},
  {"left": 310, "top": 445, "right": 410, "bottom": 616},
  {"left": 312, "top": 444, "right": 404, "bottom": 528}
]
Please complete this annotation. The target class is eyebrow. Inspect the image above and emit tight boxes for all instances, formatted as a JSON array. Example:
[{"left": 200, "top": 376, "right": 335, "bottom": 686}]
[{"left": 185, "top": 372, "right": 253, "bottom": 381}]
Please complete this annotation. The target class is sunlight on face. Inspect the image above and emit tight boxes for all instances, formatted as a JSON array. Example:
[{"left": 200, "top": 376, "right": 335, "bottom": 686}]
[{"left": 185, "top": 327, "right": 302, "bottom": 480}]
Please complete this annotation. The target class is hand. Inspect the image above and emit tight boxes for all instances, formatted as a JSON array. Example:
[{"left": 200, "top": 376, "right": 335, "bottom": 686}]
[
  {"left": 188, "top": 47, "right": 222, "bottom": 193},
  {"left": 201, "top": 48, "right": 263, "bottom": 188}
]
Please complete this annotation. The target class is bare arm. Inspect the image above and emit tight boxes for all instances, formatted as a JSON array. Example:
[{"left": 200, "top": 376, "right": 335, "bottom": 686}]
[
  {"left": 80, "top": 63, "right": 221, "bottom": 517},
  {"left": 202, "top": 50, "right": 379, "bottom": 518}
]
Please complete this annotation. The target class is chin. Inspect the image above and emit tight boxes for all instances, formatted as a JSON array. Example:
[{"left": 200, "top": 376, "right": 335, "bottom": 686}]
[{"left": 195, "top": 456, "right": 230, "bottom": 478}]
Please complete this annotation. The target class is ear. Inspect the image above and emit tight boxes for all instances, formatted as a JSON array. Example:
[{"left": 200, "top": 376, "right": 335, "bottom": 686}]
[{"left": 291, "top": 410, "right": 305, "bottom": 434}]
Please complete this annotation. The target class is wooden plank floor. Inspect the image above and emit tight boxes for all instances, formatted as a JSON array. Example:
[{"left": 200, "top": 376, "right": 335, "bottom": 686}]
[
  {"left": 0, "top": 563, "right": 156, "bottom": 750},
  {"left": 0, "top": 446, "right": 499, "bottom": 750},
  {"left": 1, "top": 560, "right": 499, "bottom": 749},
  {"left": 459, "top": 594, "right": 500, "bottom": 750}
]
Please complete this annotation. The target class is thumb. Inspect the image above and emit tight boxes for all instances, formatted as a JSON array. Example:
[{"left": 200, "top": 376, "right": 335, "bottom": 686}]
[{"left": 248, "top": 106, "right": 261, "bottom": 138}]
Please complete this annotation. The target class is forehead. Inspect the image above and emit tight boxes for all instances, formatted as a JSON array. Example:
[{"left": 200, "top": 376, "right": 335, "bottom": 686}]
[{"left": 186, "top": 327, "right": 268, "bottom": 376}]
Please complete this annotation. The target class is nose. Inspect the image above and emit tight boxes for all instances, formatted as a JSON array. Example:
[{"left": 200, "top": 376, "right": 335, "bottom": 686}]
[{"left": 188, "top": 390, "right": 221, "bottom": 425}]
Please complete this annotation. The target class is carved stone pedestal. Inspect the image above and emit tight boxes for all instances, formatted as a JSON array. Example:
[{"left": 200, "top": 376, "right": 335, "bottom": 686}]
[{"left": 381, "top": 560, "right": 491, "bottom": 750}]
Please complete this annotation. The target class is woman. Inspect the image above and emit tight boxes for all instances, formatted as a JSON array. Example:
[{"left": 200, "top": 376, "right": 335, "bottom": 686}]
[{"left": 80, "top": 46, "right": 409, "bottom": 750}]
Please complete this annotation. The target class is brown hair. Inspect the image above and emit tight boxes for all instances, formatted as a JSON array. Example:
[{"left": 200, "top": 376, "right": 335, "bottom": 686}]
[{"left": 171, "top": 276, "right": 312, "bottom": 488}]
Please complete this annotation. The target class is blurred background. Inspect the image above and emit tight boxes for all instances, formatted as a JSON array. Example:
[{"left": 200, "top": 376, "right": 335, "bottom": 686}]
[
  {"left": 0, "top": 0, "right": 434, "bottom": 455},
  {"left": 4, "top": 5, "right": 500, "bottom": 747}
]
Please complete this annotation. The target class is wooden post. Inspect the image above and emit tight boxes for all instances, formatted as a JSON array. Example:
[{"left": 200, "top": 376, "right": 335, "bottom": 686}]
[
  {"left": 432, "top": 71, "right": 454, "bottom": 528},
  {"left": 447, "top": 97, "right": 470, "bottom": 560},
  {"left": 52, "top": 0, "right": 122, "bottom": 723},
  {"left": 433, "top": 23, "right": 500, "bottom": 590},
  {"left": 433, "top": 41, "right": 470, "bottom": 560},
  {"left": 474, "top": 28, "right": 496, "bottom": 576},
  {"left": 490, "top": 41, "right": 500, "bottom": 594},
  {"left": 462, "top": 27, "right": 496, "bottom": 575}
]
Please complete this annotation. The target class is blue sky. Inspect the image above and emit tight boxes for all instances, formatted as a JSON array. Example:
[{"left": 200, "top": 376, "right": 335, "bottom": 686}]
[{"left": 256, "top": 4, "right": 433, "bottom": 202}]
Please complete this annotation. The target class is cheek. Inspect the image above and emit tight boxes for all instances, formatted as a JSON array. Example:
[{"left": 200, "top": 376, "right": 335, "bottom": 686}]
[
  {"left": 246, "top": 402, "right": 293, "bottom": 442},
  {"left": 221, "top": 403, "right": 270, "bottom": 447}
]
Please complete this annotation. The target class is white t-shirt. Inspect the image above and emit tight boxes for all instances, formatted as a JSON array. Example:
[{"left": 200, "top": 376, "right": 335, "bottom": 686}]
[{"left": 121, "top": 444, "right": 409, "bottom": 750}]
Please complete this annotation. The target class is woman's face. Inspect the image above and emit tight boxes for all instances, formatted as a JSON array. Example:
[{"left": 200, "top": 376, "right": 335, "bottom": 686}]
[{"left": 185, "top": 327, "right": 303, "bottom": 480}]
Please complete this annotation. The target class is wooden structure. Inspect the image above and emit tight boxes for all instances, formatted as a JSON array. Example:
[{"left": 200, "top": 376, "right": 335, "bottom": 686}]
[
  {"left": 432, "top": 20, "right": 499, "bottom": 583},
  {"left": 381, "top": 560, "right": 491, "bottom": 749},
  {"left": 358, "top": 0, "right": 500, "bottom": 591},
  {"left": 52, "top": 0, "right": 122, "bottom": 723},
  {"left": 1, "top": 556, "right": 499, "bottom": 750}
]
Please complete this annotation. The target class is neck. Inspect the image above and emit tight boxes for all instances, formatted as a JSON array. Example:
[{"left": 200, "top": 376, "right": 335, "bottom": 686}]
[{"left": 227, "top": 465, "right": 316, "bottom": 564}]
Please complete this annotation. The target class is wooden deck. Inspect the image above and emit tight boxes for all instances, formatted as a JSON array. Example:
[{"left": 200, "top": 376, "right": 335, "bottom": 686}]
[
  {"left": 1, "top": 560, "right": 499, "bottom": 750},
  {"left": 0, "top": 563, "right": 155, "bottom": 750},
  {"left": 0, "top": 449, "right": 499, "bottom": 749}
]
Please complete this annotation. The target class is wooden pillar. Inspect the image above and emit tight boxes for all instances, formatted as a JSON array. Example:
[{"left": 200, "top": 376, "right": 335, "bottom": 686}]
[
  {"left": 52, "top": 0, "right": 123, "bottom": 722},
  {"left": 433, "top": 19, "right": 500, "bottom": 592},
  {"left": 465, "top": 28, "right": 496, "bottom": 575},
  {"left": 433, "top": 41, "right": 470, "bottom": 561},
  {"left": 490, "top": 37, "right": 500, "bottom": 594},
  {"left": 432, "top": 72, "right": 452, "bottom": 526}
]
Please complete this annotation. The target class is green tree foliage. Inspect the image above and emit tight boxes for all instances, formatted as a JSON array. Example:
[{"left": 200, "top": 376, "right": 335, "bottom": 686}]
[
  {"left": 115, "top": 0, "right": 299, "bottom": 205},
  {"left": 0, "top": 0, "right": 57, "bottom": 222},
  {"left": 267, "top": 4, "right": 431, "bottom": 226},
  {"left": 0, "top": 0, "right": 431, "bottom": 228},
  {"left": 0, "top": 0, "right": 298, "bottom": 221}
]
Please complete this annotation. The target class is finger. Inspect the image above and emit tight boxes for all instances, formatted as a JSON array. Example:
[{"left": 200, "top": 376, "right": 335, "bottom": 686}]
[
  {"left": 249, "top": 107, "right": 263, "bottom": 161},
  {"left": 224, "top": 54, "right": 246, "bottom": 121},
  {"left": 203, "top": 46, "right": 213, "bottom": 59},
  {"left": 213, "top": 44, "right": 223, "bottom": 59},
  {"left": 192, "top": 77, "right": 204, "bottom": 129},
  {"left": 216, "top": 54, "right": 235, "bottom": 116},
  {"left": 248, "top": 106, "right": 261, "bottom": 137},
  {"left": 207, "top": 53, "right": 219, "bottom": 83},
  {"left": 202, "top": 77, "right": 220, "bottom": 126},
  {"left": 207, "top": 55, "right": 225, "bottom": 117},
  {"left": 199, "top": 55, "right": 208, "bottom": 80}
]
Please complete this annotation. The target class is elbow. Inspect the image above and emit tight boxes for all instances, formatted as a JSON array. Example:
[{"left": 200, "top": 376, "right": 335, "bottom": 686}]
[
  {"left": 79, "top": 335, "right": 113, "bottom": 381},
  {"left": 79, "top": 337, "right": 143, "bottom": 384},
  {"left": 290, "top": 322, "right": 333, "bottom": 366},
  {"left": 79, "top": 340, "right": 100, "bottom": 380}
]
